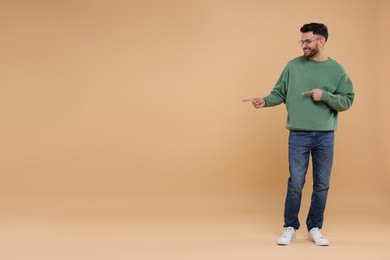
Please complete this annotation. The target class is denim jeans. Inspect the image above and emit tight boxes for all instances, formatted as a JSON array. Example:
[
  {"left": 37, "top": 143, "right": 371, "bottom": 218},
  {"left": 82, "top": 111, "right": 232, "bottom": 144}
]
[{"left": 283, "top": 130, "right": 334, "bottom": 231}]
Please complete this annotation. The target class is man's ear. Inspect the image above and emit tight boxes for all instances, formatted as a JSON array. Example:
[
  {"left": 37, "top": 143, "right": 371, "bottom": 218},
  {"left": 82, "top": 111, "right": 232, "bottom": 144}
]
[{"left": 319, "top": 37, "right": 326, "bottom": 47}]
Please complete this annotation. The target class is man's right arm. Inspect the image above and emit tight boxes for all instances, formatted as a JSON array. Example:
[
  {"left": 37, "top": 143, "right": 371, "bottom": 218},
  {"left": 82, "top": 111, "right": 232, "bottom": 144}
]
[
  {"left": 242, "top": 64, "right": 289, "bottom": 109},
  {"left": 263, "top": 67, "right": 289, "bottom": 107}
]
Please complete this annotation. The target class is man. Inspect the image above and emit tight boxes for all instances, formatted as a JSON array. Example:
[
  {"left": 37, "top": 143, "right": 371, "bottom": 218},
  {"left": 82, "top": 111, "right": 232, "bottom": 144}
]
[{"left": 242, "top": 23, "right": 354, "bottom": 246}]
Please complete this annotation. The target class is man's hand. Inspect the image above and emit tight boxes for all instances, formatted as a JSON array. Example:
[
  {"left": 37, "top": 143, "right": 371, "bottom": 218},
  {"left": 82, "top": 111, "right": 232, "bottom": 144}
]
[
  {"left": 242, "top": 97, "right": 266, "bottom": 109},
  {"left": 302, "top": 88, "right": 323, "bottom": 102}
]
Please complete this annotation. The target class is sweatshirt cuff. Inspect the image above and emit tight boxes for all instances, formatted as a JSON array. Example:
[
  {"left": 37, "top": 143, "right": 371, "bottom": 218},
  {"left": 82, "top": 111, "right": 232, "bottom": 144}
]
[
  {"left": 263, "top": 97, "right": 269, "bottom": 107},
  {"left": 321, "top": 91, "right": 330, "bottom": 102}
]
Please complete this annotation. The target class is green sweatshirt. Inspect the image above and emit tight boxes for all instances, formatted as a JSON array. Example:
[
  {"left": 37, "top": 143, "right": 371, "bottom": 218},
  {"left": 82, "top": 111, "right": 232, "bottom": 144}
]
[{"left": 263, "top": 56, "right": 354, "bottom": 131}]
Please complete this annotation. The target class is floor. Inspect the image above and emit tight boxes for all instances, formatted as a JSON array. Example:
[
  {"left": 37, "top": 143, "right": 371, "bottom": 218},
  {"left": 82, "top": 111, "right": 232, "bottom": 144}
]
[{"left": 1, "top": 194, "right": 389, "bottom": 260}]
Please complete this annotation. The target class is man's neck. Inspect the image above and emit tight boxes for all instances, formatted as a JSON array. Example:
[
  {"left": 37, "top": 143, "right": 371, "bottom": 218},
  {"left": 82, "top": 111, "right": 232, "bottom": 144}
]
[{"left": 310, "top": 52, "right": 328, "bottom": 62}]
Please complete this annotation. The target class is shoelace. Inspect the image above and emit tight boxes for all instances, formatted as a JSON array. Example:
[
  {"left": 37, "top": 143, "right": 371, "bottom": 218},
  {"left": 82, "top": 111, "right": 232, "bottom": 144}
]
[
  {"left": 282, "top": 227, "right": 294, "bottom": 237},
  {"left": 312, "top": 229, "right": 326, "bottom": 239}
]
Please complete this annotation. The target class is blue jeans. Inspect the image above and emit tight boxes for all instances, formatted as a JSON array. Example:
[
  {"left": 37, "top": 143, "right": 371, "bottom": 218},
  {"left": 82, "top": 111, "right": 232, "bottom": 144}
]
[{"left": 284, "top": 131, "right": 334, "bottom": 231}]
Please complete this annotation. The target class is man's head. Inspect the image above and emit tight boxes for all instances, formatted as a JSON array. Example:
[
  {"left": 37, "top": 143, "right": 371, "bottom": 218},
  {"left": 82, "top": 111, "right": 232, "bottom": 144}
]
[
  {"left": 300, "top": 23, "right": 328, "bottom": 41},
  {"left": 299, "top": 23, "right": 328, "bottom": 59}
]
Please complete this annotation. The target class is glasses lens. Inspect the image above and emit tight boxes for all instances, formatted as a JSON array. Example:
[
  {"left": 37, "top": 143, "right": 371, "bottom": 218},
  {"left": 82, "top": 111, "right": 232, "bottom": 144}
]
[{"left": 299, "top": 40, "right": 312, "bottom": 46}]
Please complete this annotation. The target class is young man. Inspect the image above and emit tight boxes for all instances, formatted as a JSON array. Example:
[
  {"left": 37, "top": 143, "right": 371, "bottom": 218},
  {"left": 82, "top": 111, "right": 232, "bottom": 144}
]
[{"left": 243, "top": 23, "right": 354, "bottom": 246}]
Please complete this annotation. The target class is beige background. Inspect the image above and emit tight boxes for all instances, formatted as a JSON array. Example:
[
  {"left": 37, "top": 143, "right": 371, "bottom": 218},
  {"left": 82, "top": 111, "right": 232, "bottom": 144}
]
[{"left": 0, "top": 0, "right": 389, "bottom": 259}]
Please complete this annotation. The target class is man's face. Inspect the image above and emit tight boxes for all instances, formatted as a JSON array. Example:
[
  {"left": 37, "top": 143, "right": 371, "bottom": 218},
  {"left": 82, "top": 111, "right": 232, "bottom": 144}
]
[{"left": 300, "top": 32, "right": 322, "bottom": 59}]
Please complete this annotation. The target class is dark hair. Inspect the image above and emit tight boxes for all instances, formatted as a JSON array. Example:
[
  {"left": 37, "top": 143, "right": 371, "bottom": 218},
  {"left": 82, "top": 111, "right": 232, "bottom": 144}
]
[{"left": 300, "top": 23, "right": 328, "bottom": 42}]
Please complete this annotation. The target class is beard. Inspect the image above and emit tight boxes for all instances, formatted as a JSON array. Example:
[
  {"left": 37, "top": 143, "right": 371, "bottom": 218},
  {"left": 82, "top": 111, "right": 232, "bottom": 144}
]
[{"left": 303, "top": 46, "right": 320, "bottom": 59}]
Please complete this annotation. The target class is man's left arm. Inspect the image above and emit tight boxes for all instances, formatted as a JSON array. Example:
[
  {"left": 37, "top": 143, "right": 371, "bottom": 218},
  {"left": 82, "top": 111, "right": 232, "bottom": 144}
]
[{"left": 321, "top": 73, "right": 355, "bottom": 112}]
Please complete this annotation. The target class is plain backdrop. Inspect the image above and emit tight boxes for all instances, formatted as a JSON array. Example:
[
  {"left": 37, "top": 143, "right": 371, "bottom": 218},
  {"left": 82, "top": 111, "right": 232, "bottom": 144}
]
[{"left": 0, "top": 0, "right": 389, "bottom": 259}]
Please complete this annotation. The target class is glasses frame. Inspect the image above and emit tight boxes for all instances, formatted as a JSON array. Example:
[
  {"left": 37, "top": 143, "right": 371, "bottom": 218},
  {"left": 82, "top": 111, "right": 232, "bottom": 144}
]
[{"left": 298, "top": 38, "right": 321, "bottom": 46}]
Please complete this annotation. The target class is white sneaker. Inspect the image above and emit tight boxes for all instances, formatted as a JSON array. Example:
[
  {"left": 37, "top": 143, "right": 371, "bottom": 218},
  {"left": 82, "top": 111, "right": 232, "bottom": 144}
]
[
  {"left": 277, "top": 227, "right": 296, "bottom": 245},
  {"left": 309, "top": 227, "right": 329, "bottom": 246}
]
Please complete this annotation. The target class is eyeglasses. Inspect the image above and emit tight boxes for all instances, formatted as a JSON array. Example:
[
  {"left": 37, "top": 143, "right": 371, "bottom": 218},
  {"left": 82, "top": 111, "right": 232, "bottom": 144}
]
[{"left": 298, "top": 38, "right": 321, "bottom": 46}]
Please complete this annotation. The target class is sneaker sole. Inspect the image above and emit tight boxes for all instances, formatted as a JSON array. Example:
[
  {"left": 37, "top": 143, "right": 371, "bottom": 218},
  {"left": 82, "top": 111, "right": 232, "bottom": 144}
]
[
  {"left": 308, "top": 236, "right": 329, "bottom": 246},
  {"left": 277, "top": 234, "right": 296, "bottom": 245}
]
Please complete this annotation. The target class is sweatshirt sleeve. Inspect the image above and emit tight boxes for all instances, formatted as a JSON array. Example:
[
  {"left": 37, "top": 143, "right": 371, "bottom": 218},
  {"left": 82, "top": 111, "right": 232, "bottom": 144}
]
[
  {"left": 321, "top": 72, "right": 355, "bottom": 112},
  {"left": 263, "top": 66, "right": 289, "bottom": 107}
]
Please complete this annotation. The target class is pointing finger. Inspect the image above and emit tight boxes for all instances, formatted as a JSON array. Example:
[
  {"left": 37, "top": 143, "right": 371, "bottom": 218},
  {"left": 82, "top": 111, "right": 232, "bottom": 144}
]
[{"left": 242, "top": 98, "right": 255, "bottom": 102}]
